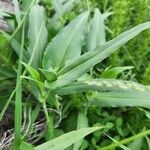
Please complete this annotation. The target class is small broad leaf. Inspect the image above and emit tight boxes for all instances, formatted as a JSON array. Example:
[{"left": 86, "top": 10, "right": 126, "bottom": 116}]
[
  {"left": 21, "top": 62, "right": 40, "bottom": 81},
  {"left": 34, "top": 126, "right": 102, "bottom": 150},
  {"left": 50, "top": 22, "right": 150, "bottom": 89},
  {"left": 28, "top": 4, "right": 48, "bottom": 67},
  {"left": 42, "top": 12, "right": 89, "bottom": 70},
  {"left": 100, "top": 66, "right": 134, "bottom": 79}
]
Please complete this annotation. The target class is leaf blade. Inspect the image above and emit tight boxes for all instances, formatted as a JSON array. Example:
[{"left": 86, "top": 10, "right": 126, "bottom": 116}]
[
  {"left": 28, "top": 4, "right": 48, "bottom": 67},
  {"left": 42, "top": 12, "right": 89, "bottom": 70},
  {"left": 51, "top": 22, "right": 150, "bottom": 89},
  {"left": 34, "top": 127, "right": 102, "bottom": 150}
]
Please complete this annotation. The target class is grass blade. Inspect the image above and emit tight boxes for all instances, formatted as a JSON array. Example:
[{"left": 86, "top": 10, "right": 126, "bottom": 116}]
[
  {"left": 12, "top": 0, "right": 21, "bottom": 24},
  {"left": 14, "top": 23, "right": 25, "bottom": 149},
  {"left": 34, "top": 126, "right": 102, "bottom": 150}
]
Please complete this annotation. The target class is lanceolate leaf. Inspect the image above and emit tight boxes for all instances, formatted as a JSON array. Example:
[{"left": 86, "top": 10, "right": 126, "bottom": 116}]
[
  {"left": 49, "top": 22, "right": 150, "bottom": 89},
  {"left": 54, "top": 79, "right": 150, "bottom": 107},
  {"left": 28, "top": 4, "right": 48, "bottom": 67},
  {"left": 21, "top": 62, "right": 40, "bottom": 81},
  {"left": 87, "top": 9, "right": 106, "bottom": 51},
  {"left": 73, "top": 112, "right": 88, "bottom": 150},
  {"left": 54, "top": 79, "right": 150, "bottom": 95},
  {"left": 42, "top": 12, "right": 89, "bottom": 70},
  {"left": 52, "top": 0, "right": 63, "bottom": 18},
  {"left": 100, "top": 66, "right": 134, "bottom": 79},
  {"left": 90, "top": 91, "right": 150, "bottom": 107},
  {"left": 34, "top": 127, "right": 101, "bottom": 150}
]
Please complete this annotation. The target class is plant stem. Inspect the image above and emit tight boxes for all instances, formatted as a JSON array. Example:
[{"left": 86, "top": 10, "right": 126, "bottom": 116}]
[
  {"left": 42, "top": 101, "right": 53, "bottom": 139},
  {"left": 100, "top": 130, "right": 150, "bottom": 150},
  {"left": 14, "top": 22, "right": 25, "bottom": 149}
]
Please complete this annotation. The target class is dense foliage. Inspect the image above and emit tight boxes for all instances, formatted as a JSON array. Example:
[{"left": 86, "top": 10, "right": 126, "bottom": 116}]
[{"left": 0, "top": 0, "right": 150, "bottom": 150}]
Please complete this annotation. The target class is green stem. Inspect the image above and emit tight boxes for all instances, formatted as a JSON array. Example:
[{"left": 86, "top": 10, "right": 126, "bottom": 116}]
[
  {"left": 42, "top": 101, "right": 53, "bottom": 139},
  {"left": 100, "top": 130, "right": 150, "bottom": 150},
  {"left": 14, "top": 22, "right": 25, "bottom": 149},
  {"left": 0, "top": 0, "right": 45, "bottom": 122},
  {"left": 9, "top": 0, "right": 38, "bottom": 42}
]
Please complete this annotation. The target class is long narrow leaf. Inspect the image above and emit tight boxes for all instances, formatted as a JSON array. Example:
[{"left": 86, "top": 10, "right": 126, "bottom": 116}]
[
  {"left": 50, "top": 22, "right": 150, "bottom": 89},
  {"left": 14, "top": 23, "right": 25, "bottom": 149},
  {"left": 87, "top": 9, "right": 106, "bottom": 51},
  {"left": 54, "top": 79, "right": 150, "bottom": 95},
  {"left": 54, "top": 79, "right": 150, "bottom": 107},
  {"left": 28, "top": 4, "right": 48, "bottom": 67},
  {"left": 34, "top": 126, "right": 101, "bottom": 150},
  {"left": 73, "top": 112, "right": 88, "bottom": 150},
  {"left": 13, "top": 0, "right": 21, "bottom": 24},
  {"left": 90, "top": 91, "right": 150, "bottom": 107}
]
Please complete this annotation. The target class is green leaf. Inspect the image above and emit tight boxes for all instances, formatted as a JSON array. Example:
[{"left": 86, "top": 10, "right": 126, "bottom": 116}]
[
  {"left": 128, "top": 138, "right": 144, "bottom": 150},
  {"left": 21, "top": 76, "right": 44, "bottom": 89},
  {"left": 28, "top": 4, "right": 48, "bottom": 67},
  {"left": 106, "top": 134, "right": 131, "bottom": 150},
  {"left": 100, "top": 66, "right": 134, "bottom": 79},
  {"left": 1, "top": 31, "right": 29, "bottom": 61},
  {"left": 54, "top": 79, "right": 150, "bottom": 95},
  {"left": 0, "top": 34, "right": 14, "bottom": 65},
  {"left": 52, "top": 0, "right": 63, "bottom": 18},
  {"left": 145, "top": 136, "right": 150, "bottom": 149},
  {"left": 20, "top": 141, "right": 34, "bottom": 150},
  {"left": 62, "top": 0, "right": 81, "bottom": 15},
  {"left": 39, "top": 68, "right": 57, "bottom": 82},
  {"left": 34, "top": 126, "right": 102, "bottom": 150},
  {"left": 0, "top": 65, "right": 15, "bottom": 80},
  {"left": 90, "top": 91, "right": 150, "bottom": 107},
  {"left": 73, "top": 111, "right": 88, "bottom": 150},
  {"left": 12, "top": 0, "right": 21, "bottom": 24},
  {"left": 43, "top": 12, "right": 89, "bottom": 70},
  {"left": 100, "top": 130, "right": 150, "bottom": 150},
  {"left": 21, "top": 61, "right": 40, "bottom": 81},
  {"left": 54, "top": 79, "right": 150, "bottom": 107},
  {"left": 53, "top": 0, "right": 81, "bottom": 19},
  {"left": 87, "top": 9, "right": 106, "bottom": 51},
  {"left": 50, "top": 22, "right": 150, "bottom": 89}
]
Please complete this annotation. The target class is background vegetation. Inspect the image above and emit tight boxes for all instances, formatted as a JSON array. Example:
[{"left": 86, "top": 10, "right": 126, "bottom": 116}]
[{"left": 0, "top": 0, "right": 150, "bottom": 149}]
